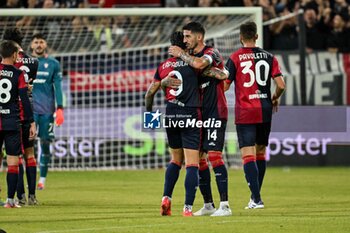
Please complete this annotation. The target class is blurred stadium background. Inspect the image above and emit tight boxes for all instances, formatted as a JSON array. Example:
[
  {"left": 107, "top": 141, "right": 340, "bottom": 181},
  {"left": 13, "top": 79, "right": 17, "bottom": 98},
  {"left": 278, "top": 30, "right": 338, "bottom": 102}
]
[{"left": 2, "top": 0, "right": 350, "bottom": 170}]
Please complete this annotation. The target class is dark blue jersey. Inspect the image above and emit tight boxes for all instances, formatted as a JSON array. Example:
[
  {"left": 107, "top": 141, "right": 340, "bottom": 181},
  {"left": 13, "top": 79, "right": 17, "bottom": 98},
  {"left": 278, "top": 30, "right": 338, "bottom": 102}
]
[
  {"left": 0, "top": 64, "right": 33, "bottom": 130},
  {"left": 154, "top": 57, "right": 200, "bottom": 108}
]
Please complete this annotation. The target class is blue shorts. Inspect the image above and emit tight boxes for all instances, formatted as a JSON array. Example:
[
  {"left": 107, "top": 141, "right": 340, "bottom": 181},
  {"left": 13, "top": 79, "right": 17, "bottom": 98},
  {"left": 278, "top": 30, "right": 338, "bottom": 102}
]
[
  {"left": 236, "top": 122, "right": 271, "bottom": 149},
  {"left": 165, "top": 103, "right": 201, "bottom": 150},
  {"left": 21, "top": 121, "right": 34, "bottom": 149},
  {"left": 0, "top": 130, "right": 22, "bottom": 156},
  {"left": 34, "top": 113, "right": 54, "bottom": 141},
  {"left": 202, "top": 120, "right": 227, "bottom": 152}
]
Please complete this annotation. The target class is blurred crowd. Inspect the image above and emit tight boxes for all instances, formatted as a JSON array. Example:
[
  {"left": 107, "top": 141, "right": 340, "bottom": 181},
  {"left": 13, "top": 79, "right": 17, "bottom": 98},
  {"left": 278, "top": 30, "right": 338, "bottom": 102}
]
[{"left": 1, "top": 0, "right": 350, "bottom": 53}]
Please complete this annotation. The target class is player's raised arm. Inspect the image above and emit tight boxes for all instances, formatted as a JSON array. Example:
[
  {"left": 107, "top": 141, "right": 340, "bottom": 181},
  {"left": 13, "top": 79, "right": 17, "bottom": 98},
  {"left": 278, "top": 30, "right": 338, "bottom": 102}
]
[{"left": 168, "top": 45, "right": 211, "bottom": 70}]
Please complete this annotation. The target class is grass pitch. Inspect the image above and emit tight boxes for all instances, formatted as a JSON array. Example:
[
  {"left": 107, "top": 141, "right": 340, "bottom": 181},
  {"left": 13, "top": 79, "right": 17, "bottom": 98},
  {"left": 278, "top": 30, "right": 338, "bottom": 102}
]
[{"left": 0, "top": 167, "right": 350, "bottom": 233}]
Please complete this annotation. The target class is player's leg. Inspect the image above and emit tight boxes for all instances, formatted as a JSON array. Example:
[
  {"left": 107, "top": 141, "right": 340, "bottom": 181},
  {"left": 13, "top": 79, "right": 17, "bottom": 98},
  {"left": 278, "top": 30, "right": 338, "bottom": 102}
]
[
  {"left": 161, "top": 126, "right": 184, "bottom": 216},
  {"left": 21, "top": 120, "right": 38, "bottom": 204},
  {"left": 16, "top": 155, "right": 26, "bottom": 205},
  {"left": 37, "top": 114, "right": 54, "bottom": 190},
  {"left": 255, "top": 122, "right": 271, "bottom": 194},
  {"left": 181, "top": 114, "right": 201, "bottom": 216},
  {"left": 194, "top": 151, "right": 216, "bottom": 216},
  {"left": 4, "top": 130, "right": 22, "bottom": 208},
  {"left": 207, "top": 121, "right": 231, "bottom": 216},
  {"left": 183, "top": 148, "right": 199, "bottom": 216},
  {"left": 161, "top": 148, "right": 183, "bottom": 216},
  {"left": 236, "top": 124, "right": 263, "bottom": 209}
]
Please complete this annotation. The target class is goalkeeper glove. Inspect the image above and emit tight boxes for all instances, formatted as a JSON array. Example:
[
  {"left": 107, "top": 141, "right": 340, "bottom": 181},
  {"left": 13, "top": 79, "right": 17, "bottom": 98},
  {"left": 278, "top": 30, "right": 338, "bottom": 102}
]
[{"left": 55, "top": 108, "right": 64, "bottom": 126}]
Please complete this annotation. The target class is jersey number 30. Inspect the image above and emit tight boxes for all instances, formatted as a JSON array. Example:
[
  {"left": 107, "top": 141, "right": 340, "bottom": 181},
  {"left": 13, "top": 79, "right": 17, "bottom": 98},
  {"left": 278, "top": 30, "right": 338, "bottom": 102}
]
[
  {"left": 0, "top": 79, "right": 12, "bottom": 104},
  {"left": 241, "top": 60, "right": 270, "bottom": 87}
]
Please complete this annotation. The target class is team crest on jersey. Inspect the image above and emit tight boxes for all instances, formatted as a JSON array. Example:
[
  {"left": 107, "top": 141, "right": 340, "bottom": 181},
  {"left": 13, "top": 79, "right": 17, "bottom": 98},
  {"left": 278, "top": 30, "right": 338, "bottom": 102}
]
[{"left": 44, "top": 63, "right": 49, "bottom": 68}]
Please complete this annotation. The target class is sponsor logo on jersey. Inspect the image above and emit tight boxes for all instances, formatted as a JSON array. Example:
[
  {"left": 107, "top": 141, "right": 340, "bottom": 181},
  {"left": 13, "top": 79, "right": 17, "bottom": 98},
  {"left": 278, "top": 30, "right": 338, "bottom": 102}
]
[
  {"left": 249, "top": 93, "right": 268, "bottom": 100},
  {"left": 33, "top": 79, "right": 47, "bottom": 84},
  {"left": 0, "top": 70, "right": 13, "bottom": 78},
  {"left": 37, "top": 71, "right": 49, "bottom": 76},
  {"left": 0, "top": 109, "right": 10, "bottom": 114},
  {"left": 200, "top": 81, "right": 210, "bottom": 89}
]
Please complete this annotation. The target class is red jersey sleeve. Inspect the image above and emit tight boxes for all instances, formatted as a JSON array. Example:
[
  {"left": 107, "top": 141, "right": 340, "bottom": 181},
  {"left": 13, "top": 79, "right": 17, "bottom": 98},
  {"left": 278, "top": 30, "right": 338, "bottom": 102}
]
[{"left": 272, "top": 56, "right": 282, "bottom": 78}]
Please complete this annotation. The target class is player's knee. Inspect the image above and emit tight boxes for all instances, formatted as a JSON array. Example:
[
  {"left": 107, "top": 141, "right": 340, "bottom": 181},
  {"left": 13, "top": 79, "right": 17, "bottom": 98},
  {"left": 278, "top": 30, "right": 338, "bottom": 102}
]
[
  {"left": 208, "top": 151, "right": 225, "bottom": 168},
  {"left": 170, "top": 159, "right": 182, "bottom": 167},
  {"left": 199, "top": 158, "right": 209, "bottom": 171},
  {"left": 242, "top": 155, "right": 256, "bottom": 165},
  {"left": 26, "top": 155, "right": 37, "bottom": 167},
  {"left": 256, "top": 153, "right": 266, "bottom": 161}
]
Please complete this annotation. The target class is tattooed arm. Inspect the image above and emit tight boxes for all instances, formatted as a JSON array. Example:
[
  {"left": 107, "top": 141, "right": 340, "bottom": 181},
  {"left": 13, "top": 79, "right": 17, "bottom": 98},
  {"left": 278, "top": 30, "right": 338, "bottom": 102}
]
[
  {"left": 145, "top": 81, "right": 161, "bottom": 112},
  {"left": 168, "top": 45, "right": 211, "bottom": 70},
  {"left": 161, "top": 74, "right": 182, "bottom": 89},
  {"left": 202, "top": 67, "right": 229, "bottom": 80}
]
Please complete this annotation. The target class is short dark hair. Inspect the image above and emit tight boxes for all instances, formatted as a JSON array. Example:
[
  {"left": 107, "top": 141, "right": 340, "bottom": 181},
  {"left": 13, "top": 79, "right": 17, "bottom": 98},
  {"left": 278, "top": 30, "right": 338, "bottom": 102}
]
[
  {"left": 182, "top": 21, "right": 205, "bottom": 36},
  {"left": 2, "top": 28, "right": 24, "bottom": 46},
  {"left": 240, "top": 21, "right": 257, "bottom": 41},
  {"left": 170, "top": 31, "right": 186, "bottom": 49},
  {"left": 0, "top": 40, "right": 19, "bottom": 59},
  {"left": 31, "top": 33, "right": 46, "bottom": 41}
]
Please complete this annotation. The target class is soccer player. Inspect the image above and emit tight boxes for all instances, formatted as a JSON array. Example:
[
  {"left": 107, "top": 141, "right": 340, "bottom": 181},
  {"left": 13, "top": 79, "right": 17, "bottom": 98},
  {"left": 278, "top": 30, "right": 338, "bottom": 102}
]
[
  {"left": 3, "top": 27, "right": 39, "bottom": 205},
  {"left": 31, "top": 33, "right": 64, "bottom": 190},
  {"left": 168, "top": 21, "right": 231, "bottom": 216},
  {"left": 0, "top": 40, "right": 36, "bottom": 208},
  {"left": 146, "top": 31, "right": 227, "bottom": 217},
  {"left": 225, "top": 21, "right": 285, "bottom": 209}
]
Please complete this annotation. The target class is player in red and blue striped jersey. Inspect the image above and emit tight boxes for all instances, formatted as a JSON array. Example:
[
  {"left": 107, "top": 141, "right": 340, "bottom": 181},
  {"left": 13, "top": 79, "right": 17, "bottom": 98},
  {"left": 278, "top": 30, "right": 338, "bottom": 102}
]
[
  {"left": 225, "top": 22, "right": 285, "bottom": 209},
  {"left": 169, "top": 21, "right": 231, "bottom": 217},
  {"left": 3, "top": 27, "right": 39, "bottom": 205},
  {"left": 0, "top": 40, "right": 36, "bottom": 208}
]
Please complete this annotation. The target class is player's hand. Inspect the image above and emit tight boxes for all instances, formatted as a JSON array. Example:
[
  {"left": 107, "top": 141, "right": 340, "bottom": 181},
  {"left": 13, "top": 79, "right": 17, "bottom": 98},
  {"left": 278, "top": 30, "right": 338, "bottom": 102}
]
[
  {"left": 168, "top": 46, "right": 184, "bottom": 58},
  {"left": 161, "top": 75, "right": 182, "bottom": 88},
  {"left": 27, "top": 84, "right": 33, "bottom": 93},
  {"left": 29, "top": 122, "right": 36, "bottom": 140},
  {"left": 272, "top": 98, "right": 279, "bottom": 112},
  {"left": 55, "top": 108, "right": 64, "bottom": 126}
]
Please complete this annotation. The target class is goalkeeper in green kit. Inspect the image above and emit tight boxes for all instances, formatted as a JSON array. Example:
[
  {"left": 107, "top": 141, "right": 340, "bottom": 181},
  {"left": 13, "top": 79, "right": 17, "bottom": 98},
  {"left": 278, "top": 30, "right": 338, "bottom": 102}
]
[{"left": 31, "top": 33, "right": 64, "bottom": 190}]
